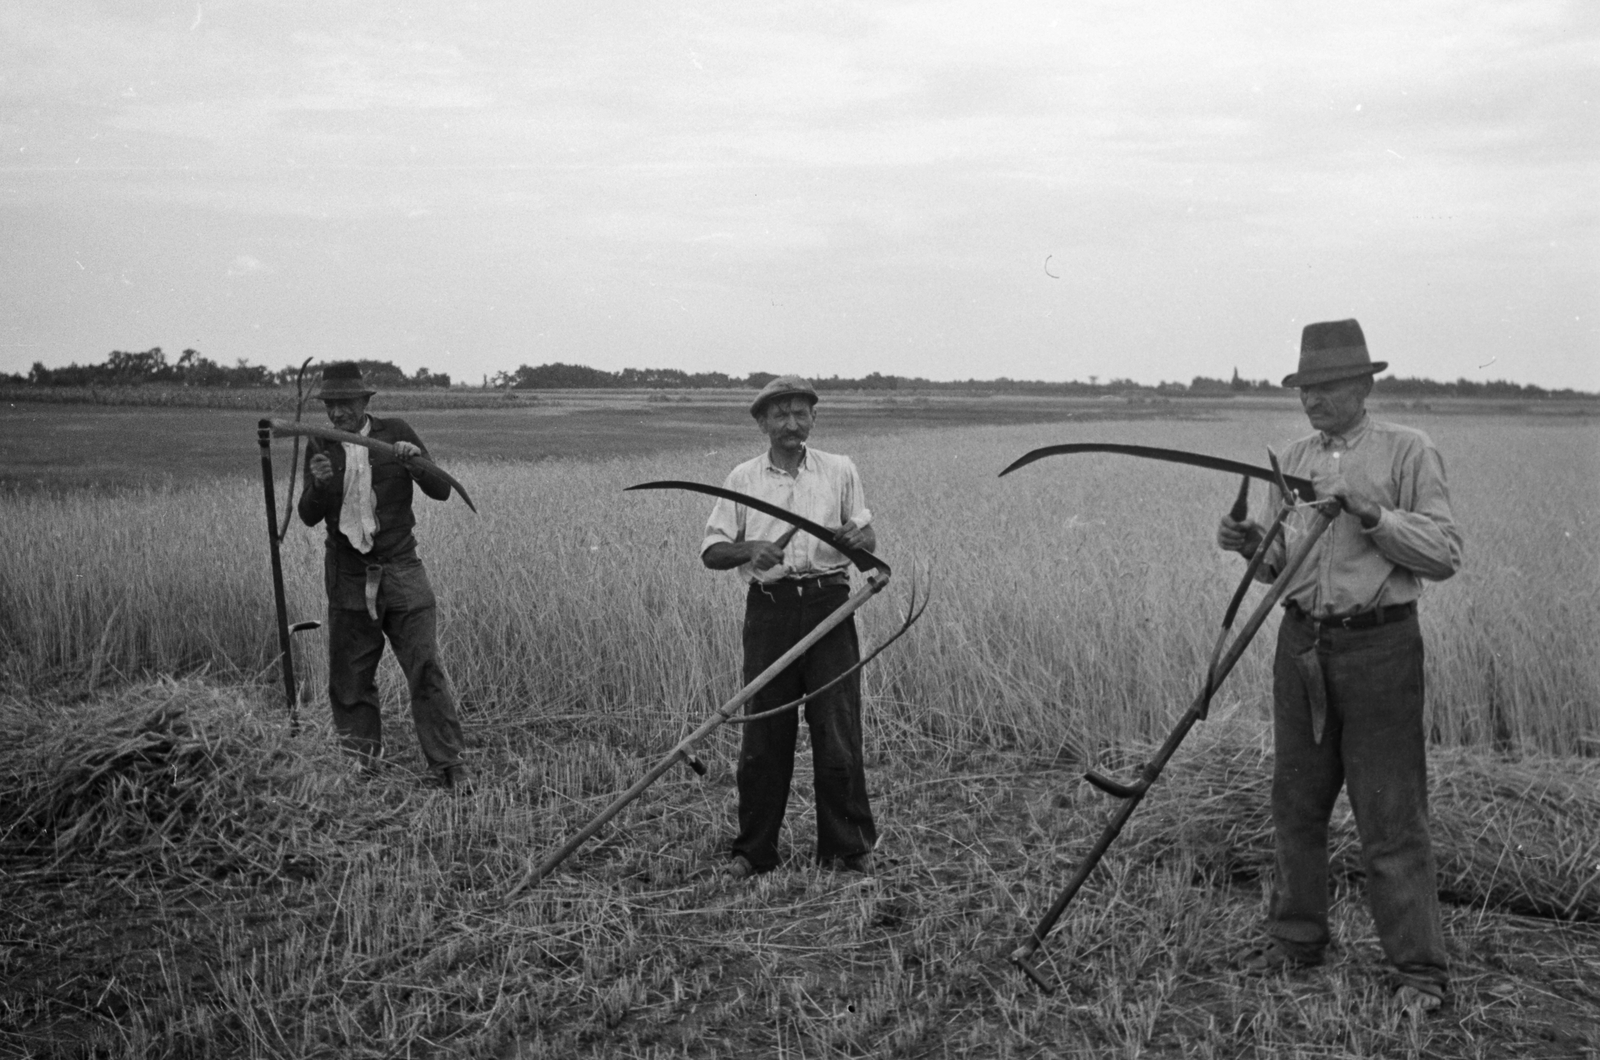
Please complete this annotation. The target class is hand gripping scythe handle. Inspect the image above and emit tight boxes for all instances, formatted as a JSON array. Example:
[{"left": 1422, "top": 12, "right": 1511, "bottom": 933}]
[
  {"left": 505, "top": 568, "right": 890, "bottom": 899},
  {"left": 1010, "top": 496, "right": 1337, "bottom": 992}
]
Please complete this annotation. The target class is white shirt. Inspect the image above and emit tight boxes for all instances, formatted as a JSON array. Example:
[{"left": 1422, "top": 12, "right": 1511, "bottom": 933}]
[{"left": 700, "top": 446, "right": 872, "bottom": 584}]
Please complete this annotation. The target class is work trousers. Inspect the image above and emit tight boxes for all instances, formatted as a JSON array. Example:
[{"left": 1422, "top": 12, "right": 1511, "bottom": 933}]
[
  {"left": 324, "top": 550, "right": 464, "bottom": 775},
  {"left": 732, "top": 581, "right": 878, "bottom": 872},
  {"left": 1268, "top": 608, "right": 1448, "bottom": 993}
]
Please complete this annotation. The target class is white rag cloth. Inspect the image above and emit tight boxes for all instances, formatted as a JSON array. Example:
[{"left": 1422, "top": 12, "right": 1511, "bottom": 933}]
[{"left": 340, "top": 420, "right": 379, "bottom": 554}]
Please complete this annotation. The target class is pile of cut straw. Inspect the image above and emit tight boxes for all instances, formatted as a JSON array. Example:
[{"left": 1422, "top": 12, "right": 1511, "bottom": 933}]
[
  {"left": 1115, "top": 741, "right": 1600, "bottom": 920},
  {"left": 0, "top": 680, "right": 338, "bottom": 884}
]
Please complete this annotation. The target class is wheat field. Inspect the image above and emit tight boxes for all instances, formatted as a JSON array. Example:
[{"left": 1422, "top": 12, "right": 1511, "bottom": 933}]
[
  {"left": 4, "top": 410, "right": 1595, "bottom": 754},
  {"left": 2, "top": 408, "right": 1598, "bottom": 1058}
]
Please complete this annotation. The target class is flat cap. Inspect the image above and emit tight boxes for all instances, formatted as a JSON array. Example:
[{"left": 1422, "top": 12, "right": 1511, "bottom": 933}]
[{"left": 749, "top": 374, "right": 818, "bottom": 418}]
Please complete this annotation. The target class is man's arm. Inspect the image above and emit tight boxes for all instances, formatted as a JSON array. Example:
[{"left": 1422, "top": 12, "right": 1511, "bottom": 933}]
[
  {"left": 833, "top": 457, "right": 876, "bottom": 554},
  {"left": 1361, "top": 442, "right": 1462, "bottom": 580},
  {"left": 298, "top": 440, "right": 334, "bottom": 527},
  {"left": 388, "top": 421, "right": 452, "bottom": 501},
  {"left": 702, "top": 540, "right": 786, "bottom": 571}
]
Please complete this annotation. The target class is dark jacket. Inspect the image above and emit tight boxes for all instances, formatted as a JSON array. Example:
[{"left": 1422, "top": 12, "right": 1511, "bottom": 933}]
[{"left": 297, "top": 415, "right": 451, "bottom": 570}]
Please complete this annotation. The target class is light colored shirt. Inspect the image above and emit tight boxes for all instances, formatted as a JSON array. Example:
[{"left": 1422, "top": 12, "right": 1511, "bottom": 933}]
[
  {"left": 1256, "top": 414, "right": 1462, "bottom": 617},
  {"left": 340, "top": 418, "right": 379, "bottom": 554},
  {"left": 701, "top": 446, "right": 873, "bottom": 584}
]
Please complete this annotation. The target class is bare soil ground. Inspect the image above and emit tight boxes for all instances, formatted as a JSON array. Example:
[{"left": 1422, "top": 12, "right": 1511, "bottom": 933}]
[{"left": 3, "top": 685, "right": 1596, "bottom": 1059}]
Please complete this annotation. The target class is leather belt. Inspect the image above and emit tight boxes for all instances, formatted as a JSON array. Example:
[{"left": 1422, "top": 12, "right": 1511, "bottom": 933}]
[
  {"left": 1285, "top": 600, "right": 1415, "bottom": 631},
  {"left": 753, "top": 572, "right": 850, "bottom": 598}
]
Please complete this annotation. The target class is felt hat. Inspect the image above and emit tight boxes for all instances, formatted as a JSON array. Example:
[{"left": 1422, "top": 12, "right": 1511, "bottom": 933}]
[
  {"left": 749, "top": 374, "right": 819, "bottom": 418},
  {"left": 1282, "top": 319, "right": 1388, "bottom": 388},
  {"left": 315, "top": 362, "right": 377, "bottom": 401}
]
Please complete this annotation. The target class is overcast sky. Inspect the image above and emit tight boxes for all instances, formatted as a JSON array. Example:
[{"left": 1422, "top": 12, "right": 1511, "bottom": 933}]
[{"left": 3, "top": 1, "right": 1595, "bottom": 389}]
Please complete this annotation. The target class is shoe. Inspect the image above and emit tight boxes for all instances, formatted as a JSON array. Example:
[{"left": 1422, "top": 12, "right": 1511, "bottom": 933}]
[
  {"left": 1235, "top": 941, "right": 1321, "bottom": 975},
  {"left": 426, "top": 764, "right": 473, "bottom": 791},
  {"left": 1395, "top": 983, "right": 1444, "bottom": 1016},
  {"left": 723, "top": 855, "right": 757, "bottom": 880},
  {"left": 840, "top": 852, "right": 875, "bottom": 874}
]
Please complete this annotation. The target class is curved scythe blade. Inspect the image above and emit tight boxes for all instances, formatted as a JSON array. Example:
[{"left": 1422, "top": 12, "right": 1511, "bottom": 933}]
[
  {"left": 625, "top": 480, "right": 889, "bottom": 575},
  {"left": 998, "top": 443, "right": 1315, "bottom": 502}
]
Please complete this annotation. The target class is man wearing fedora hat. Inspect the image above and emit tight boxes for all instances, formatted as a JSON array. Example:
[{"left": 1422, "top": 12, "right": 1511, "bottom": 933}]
[
  {"left": 1218, "top": 320, "right": 1462, "bottom": 1012},
  {"left": 701, "top": 375, "right": 880, "bottom": 879},
  {"left": 298, "top": 362, "right": 471, "bottom": 790}
]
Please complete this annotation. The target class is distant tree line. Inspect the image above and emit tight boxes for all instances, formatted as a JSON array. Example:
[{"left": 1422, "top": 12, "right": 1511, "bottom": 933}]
[
  {"left": 491, "top": 363, "right": 753, "bottom": 390},
  {"left": 5, "top": 349, "right": 1588, "bottom": 399},
  {"left": 1370, "top": 376, "right": 1586, "bottom": 399},
  {"left": 9, "top": 349, "right": 450, "bottom": 390}
]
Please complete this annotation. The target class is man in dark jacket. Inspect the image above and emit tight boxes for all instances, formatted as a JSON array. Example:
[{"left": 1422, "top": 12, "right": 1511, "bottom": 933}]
[{"left": 298, "top": 362, "right": 469, "bottom": 789}]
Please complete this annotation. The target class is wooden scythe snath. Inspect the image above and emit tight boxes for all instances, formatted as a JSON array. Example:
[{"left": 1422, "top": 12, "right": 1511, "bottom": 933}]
[{"left": 998, "top": 444, "right": 1339, "bottom": 992}]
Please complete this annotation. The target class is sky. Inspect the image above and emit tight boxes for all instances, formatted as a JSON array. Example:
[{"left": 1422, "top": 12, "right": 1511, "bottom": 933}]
[{"left": 2, "top": 1, "right": 1596, "bottom": 390}]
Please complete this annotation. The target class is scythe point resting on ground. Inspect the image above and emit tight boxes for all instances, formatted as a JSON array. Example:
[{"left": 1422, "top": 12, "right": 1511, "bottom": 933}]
[{"left": 997, "top": 443, "right": 1338, "bottom": 992}]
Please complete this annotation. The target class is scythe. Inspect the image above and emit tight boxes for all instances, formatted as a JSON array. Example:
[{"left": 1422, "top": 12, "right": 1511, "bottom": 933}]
[
  {"left": 505, "top": 480, "right": 919, "bottom": 899},
  {"left": 998, "top": 444, "right": 1337, "bottom": 991}
]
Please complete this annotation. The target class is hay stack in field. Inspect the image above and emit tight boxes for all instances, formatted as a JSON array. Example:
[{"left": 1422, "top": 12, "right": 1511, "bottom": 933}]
[
  {"left": 1113, "top": 741, "right": 1600, "bottom": 921},
  {"left": 0, "top": 680, "right": 339, "bottom": 884}
]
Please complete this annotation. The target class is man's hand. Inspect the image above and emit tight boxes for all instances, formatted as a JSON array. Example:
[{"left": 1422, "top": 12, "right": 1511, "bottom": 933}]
[
  {"left": 1313, "top": 468, "right": 1383, "bottom": 529},
  {"left": 747, "top": 540, "right": 787, "bottom": 572},
  {"left": 392, "top": 440, "right": 421, "bottom": 466},
  {"left": 1217, "top": 515, "right": 1263, "bottom": 557},
  {"left": 309, "top": 453, "right": 334, "bottom": 488},
  {"left": 833, "top": 520, "right": 874, "bottom": 553}
]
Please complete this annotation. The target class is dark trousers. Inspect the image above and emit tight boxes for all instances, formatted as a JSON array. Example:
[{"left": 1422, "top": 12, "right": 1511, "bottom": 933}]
[
  {"left": 1269, "top": 609, "right": 1448, "bottom": 992},
  {"left": 325, "top": 551, "right": 464, "bottom": 774},
  {"left": 732, "top": 581, "right": 878, "bottom": 872}
]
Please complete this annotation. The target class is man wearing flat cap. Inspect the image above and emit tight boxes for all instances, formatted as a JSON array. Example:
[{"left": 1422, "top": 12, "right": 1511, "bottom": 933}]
[
  {"left": 298, "top": 362, "right": 471, "bottom": 790},
  {"left": 701, "top": 375, "right": 879, "bottom": 879},
  {"left": 1218, "top": 320, "right": 1462, "bottom": 1012}
]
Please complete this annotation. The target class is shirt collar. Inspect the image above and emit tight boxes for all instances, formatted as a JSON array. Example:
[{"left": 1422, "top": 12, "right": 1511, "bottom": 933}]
[
  {"left": 764, "top": 445, "right": 809, "bottom": 475},
  {"left": 1318, "top": 412, "right": 1369, "bottom": 450}
]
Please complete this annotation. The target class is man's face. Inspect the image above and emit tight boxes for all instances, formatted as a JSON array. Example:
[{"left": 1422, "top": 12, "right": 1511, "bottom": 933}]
[
  {"left": 323, "top": 396, "right": 370, "bottom": 432},
  {"left": 759, "top": 396, "right": 815, "bottom": 453},
  {"left": 1298, "top": 376, "right": 1371, "bottom": 436}
]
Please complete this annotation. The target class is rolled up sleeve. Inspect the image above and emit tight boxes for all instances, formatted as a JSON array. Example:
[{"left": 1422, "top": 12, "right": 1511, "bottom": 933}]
[
  {"left": 700, "top": 475, "right": 744, "bottom": 555},
  {"left": 840, "top": 458, "right": 872, "bottom": 529},
  {"left": 1366, "top": 444, "right": 1462, "bottom": 581}
]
